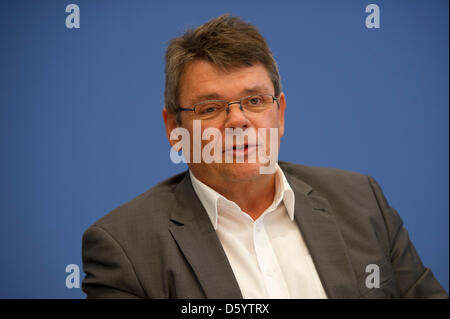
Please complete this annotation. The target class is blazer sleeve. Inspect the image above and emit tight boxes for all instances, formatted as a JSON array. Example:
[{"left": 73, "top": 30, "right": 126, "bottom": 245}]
[
  {"left": 368, "top": 176, "right": 448, "bottom": 299},
  {"left": 82, "top": 225, "right": 146, "bottom": 299}
]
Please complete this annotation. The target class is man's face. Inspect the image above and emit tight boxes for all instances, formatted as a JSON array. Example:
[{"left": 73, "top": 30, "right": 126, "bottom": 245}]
[{"left": 166, "top": 59, "right": 286, "bottom": 184}]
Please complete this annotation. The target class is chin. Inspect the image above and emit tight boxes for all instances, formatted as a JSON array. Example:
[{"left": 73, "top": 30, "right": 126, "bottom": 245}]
[{"left": 220, "top": 162, "right": 264, "bottom": 182}]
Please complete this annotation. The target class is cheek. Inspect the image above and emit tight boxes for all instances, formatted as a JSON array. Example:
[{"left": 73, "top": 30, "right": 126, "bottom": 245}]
[
  {"left": 254, "top": 112, "right": 280, "bottom": 130},
  {"left": 199, "top": 123, "right": 223, "bottom": 149}
]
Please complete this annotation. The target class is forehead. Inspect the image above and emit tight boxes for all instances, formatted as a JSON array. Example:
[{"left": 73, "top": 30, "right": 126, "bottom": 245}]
[{"left": 179, "top": 60, "right": 274, "bottom": 103}]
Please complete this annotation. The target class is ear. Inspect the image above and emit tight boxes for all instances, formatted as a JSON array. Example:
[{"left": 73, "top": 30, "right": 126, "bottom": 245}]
[
  {"left": 277, "top": 92, "right": 286, "bottom": 137},
  {"left": 162, "top": 108, "right": 180, "bottom": 148}
]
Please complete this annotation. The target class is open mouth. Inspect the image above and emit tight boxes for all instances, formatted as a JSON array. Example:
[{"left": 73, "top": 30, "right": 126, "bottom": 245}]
[
  {"left": 233, "top": 144, "right": 247, "bottom": 150},
  {"left": 224, "top": 144, "right": 258, "bottom": 154}
]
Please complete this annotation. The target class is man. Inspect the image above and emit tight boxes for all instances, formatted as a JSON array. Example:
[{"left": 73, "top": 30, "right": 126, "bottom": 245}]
[{"left": 82, "top": 14, "right": 448, "bottom": 299}]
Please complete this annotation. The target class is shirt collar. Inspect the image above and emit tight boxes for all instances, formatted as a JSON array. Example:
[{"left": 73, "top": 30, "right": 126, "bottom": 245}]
[{"left": 189, "top": 163, "right": 295, "bottom": 230}]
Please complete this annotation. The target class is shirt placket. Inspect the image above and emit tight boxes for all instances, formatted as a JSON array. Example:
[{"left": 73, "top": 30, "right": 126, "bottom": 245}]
[{"left": 253, "top": 215, "right": 291, "bottom": 299}]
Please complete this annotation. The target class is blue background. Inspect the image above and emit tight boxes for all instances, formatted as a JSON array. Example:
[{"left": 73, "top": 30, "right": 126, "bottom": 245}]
[{"left": 0, "top": 0, "right": 448, "bottom": 298}]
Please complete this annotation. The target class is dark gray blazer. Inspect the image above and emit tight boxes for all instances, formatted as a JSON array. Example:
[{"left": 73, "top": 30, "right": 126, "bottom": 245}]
[{"left": 82, "top": 161, "right": 448, "bottom": 299}]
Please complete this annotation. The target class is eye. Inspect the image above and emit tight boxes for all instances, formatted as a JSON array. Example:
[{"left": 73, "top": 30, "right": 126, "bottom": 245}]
[
  {"left": 197, "top": 103, "right": 222, "bottom": 114},
  {"left": 201, "top": 106, "right": 217, "bottom": 114},
  {"left": 249, "top": 97, "right": 263, "bottom": 105}
]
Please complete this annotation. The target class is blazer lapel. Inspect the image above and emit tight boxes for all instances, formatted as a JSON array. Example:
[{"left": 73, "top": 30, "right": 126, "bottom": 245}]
[
  {"left": 284, "top": 171, "right": 360, "bottom": 299},
  {"left": 168, "top": 172, "right": 243, "bottom": 299}
]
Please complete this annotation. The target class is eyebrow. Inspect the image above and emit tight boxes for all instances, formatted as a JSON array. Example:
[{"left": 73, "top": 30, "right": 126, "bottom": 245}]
[
  {"left": 192, "top": 85, "right": 271, "bottom": 104},
  {"left": 241, "top": 85, "right": 270, "bottom": 96},
  {"left": 192, "top": 93, "right": 223, "bottom": 103}
]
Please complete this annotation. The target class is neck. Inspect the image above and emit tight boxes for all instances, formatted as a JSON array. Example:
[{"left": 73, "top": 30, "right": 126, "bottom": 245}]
[{"left": 192, "top": 168, "right": 277, "bottom": 221}]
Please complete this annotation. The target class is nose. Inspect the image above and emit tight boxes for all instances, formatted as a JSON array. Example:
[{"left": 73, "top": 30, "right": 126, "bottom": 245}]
[{"left": 224, "top": 102, "right": 251, "bottom": 129}]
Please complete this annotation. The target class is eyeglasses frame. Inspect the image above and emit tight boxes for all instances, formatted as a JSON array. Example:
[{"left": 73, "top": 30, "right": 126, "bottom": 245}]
[{"left": 178, "top": 94, "right": 280, "bottom": 118}]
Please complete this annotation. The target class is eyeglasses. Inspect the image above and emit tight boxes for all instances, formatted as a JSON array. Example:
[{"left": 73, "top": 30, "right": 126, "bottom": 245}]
[{"left": 179, "top": 94, "right": 279, "bottom": 120}]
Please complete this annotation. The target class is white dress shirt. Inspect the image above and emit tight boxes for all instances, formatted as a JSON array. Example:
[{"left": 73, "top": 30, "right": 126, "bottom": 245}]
[{"left": 189, "top": 164, "right": 327, "bottom": 299}]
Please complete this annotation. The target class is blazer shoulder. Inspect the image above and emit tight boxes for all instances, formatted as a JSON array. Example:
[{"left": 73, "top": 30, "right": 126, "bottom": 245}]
[
  {"left": 86, "top": 171, "right": 187, "bottom": 235},
  {"left": 279, "top": 160, "right": 370, "bottom": 188}
]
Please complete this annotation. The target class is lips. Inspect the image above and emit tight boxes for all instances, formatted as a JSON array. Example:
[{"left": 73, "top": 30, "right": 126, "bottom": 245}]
[
  {"left": 223, "top": 143, "right": 259, "bottom": 156},
  {"left": 224, "top": 143, "right": 248, "bottom": 152},
  {"left": 233, "top": 144, "right": 246, "bottom": 150}
]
